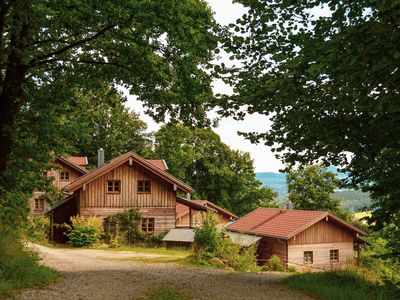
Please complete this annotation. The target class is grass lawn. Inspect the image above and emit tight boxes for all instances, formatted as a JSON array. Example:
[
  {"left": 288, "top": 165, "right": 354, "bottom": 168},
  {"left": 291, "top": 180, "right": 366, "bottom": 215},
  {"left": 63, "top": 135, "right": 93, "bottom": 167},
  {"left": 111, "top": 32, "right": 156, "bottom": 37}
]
[
  {"left": 285, "top": 270, "right": 399, "bottom": 300},
  {"left": 146, "top": 286, "right": 190, "bottom": 300}
]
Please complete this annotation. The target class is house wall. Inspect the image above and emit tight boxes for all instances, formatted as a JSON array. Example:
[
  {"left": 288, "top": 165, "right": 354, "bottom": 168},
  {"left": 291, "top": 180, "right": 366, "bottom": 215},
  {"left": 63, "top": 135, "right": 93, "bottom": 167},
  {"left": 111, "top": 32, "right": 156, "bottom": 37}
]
[
  {"left": 50, "top": 196, "right": 78, "bottom": 243},
  {"left": 287, "top": 219, "right": 355, "bottom": 270},
  {"left": 78, "top": 162, "right": 177, "bottom": 233},
  {"left": 288, "top": 242, "right": 354, "bottom": 270}
]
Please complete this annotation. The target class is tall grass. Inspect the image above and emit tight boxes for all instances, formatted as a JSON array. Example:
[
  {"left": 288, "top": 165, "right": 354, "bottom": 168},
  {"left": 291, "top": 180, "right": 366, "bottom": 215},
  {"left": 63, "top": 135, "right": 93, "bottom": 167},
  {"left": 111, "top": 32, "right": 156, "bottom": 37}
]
[
  {"left": 285, "top": 270, "right": 399, "bottom": 300},
  {"left": 0, "top": 228, "right": 58, "bottom": 297}
]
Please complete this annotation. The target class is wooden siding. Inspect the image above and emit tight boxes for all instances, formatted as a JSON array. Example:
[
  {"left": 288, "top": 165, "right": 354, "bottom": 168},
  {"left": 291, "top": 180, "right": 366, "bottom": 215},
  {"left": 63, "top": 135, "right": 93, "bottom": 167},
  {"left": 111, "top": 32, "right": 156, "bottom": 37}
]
[
  {"left": 288, "top": 242, "right": 354, "bottom": 270},
  {"left": 47, "top": 160, "right": 83, "bottom": 190},
  {"left": 79, "top": 162, "right": 176, "bottom": 209},
  {"left": 257, "top": 237, "right": 287, "bottom": 265},
  {"left": 289, "top": 218, "right": 354, "bottom": 245},
  {"left": 176, "top": 211, "right": 232, "bottom": 227},
  {"left": 80, "top": 207, "right": 175, "bottom": 234},
  {"left": 29, "top": 192, "right": 51, "bottom": 217}
]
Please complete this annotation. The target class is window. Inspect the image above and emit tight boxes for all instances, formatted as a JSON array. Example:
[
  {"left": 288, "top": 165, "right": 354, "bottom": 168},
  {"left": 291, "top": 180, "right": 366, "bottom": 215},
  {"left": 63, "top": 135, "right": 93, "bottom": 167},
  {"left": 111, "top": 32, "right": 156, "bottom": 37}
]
[
  {"left": 107, "top": 180, "right": 120, "bottom": 193},
  {"left": 60, "top": 171, "right": 69, "bottom": 180},
  {"left": 138, "top": 180, "right": 151, "bottom": 193},
  {"left": 141, "top": 218, "right": 154, "bottom": 234},
  {"left": 304, "top": 251, "right": 313, "bottom": 264},
  {"left": 34, "top": 198, "right": 44, "bottom": 210},
  {"left": 330, "top": 249, "right": 339, "bottom": 262}
]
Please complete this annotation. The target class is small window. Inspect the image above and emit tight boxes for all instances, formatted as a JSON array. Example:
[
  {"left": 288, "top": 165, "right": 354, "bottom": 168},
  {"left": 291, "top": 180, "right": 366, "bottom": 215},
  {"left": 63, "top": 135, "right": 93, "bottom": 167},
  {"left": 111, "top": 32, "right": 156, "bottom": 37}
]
[
  {"left": 304, "top": 251, "right": 313, "bottom": 265},
  {"left": 107, "top": 180, "right": 120, "bottom": 193},
  {"left": 34, "top": 198, "right": 44, "bottom": 210},
  {"left": 60, "top": 171, "right": 69, "bottom": 180},
  {"left": 330, "top": 249, "right": 339, "bottom": 262},
  {"left": 141, "top": 218, "right": 154, "bottom": 234},
  {"left": 138, "top": 180, "right": 151, "bottom": 193}
]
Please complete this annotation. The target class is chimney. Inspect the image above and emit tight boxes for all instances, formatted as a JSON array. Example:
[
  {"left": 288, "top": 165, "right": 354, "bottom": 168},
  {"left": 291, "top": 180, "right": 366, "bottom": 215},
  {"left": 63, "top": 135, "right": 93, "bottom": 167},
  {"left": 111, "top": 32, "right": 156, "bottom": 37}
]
[
  {"left": 286, "top": 200, "right": 294, "bottom": 210},
  {"left": 97, "top": 148, "right": 105, "bottom": 168}
]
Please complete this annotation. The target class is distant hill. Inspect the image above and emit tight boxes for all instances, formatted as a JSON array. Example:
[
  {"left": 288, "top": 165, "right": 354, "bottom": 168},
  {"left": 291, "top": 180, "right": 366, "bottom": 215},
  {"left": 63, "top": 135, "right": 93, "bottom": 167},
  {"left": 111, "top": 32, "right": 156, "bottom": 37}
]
[{"left": 256, "top": 170, "right": 371, "bottom": 212}]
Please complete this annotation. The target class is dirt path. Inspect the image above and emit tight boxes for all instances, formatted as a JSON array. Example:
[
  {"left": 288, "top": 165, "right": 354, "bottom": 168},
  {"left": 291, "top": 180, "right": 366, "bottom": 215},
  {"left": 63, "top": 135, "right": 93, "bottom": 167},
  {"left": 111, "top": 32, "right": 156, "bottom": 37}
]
[{"left": 18, "top": 244, "right": 313, "bottom": 300}]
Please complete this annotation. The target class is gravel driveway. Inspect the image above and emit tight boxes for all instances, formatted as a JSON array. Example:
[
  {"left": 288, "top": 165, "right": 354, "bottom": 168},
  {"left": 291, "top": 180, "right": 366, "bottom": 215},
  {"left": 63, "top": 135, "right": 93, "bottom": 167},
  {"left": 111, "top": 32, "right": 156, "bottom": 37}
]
[{"left": 18, "top": 244, "right": 313, "bottom": 300}]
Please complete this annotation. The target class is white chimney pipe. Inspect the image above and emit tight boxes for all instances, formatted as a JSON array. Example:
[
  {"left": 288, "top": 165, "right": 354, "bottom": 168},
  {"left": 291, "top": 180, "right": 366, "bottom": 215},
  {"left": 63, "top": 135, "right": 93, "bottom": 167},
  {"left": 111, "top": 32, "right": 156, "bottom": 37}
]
[{"left": 97, "top": 148, "right": 105, "bottom": 168}]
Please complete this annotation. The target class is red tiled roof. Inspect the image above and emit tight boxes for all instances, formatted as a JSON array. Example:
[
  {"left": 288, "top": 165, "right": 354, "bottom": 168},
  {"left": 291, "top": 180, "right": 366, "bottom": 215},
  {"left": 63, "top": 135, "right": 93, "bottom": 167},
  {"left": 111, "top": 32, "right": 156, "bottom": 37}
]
[
  {"left": 67, "top": 156, "right": 88, "bottom": 166},
  {"left": 176, "top": 200, "right": 238, "bottom": 219},
  {"left": 227, "top": 208, "right": 365, "bottom": 239},
  {"left": 146, "top": 159, "right": 168, "bottom": 171}
]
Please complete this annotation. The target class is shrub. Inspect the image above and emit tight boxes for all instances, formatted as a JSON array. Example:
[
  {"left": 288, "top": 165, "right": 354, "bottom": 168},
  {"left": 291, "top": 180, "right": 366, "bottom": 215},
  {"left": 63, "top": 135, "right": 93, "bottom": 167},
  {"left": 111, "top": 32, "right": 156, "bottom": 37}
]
[
  {"left": 23, "top": 216, "right": 50, "bottom": 243},
  {"left": 216, "top": 238, "right": 259, "bottom": 272},
  {"left": 65, "top": 216, "right": 103, "bottom": 247},
  {"left": 267, "top": 255, "right": 284, "bottom": 272},
  {"left": 0, "top": 227, "right": 58, "bottom": 297},
  {"left": 104, "top": 209, "right": 144, "bottom": 245},
  {"left": 193, "top": 211, "right": 220, "bottom": 257},
  {"left": 287, "top": 265, "right": 297, "bottom": 273}
]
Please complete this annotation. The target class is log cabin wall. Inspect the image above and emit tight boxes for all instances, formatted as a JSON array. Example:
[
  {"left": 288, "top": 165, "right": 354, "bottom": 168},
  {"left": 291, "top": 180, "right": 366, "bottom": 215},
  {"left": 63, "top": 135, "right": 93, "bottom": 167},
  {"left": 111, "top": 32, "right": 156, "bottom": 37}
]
[
  {"left": 257, "top": 237, "right": 287, "bottom": 266},
  {"left": 79, "top": 161, "right": 177, "bottom": 233},
  {"left": 176, "top": 211, "right": 232, "bottom": 228},
  {"left": 287, "top": 219, "right": 355, "bottom": 270}
]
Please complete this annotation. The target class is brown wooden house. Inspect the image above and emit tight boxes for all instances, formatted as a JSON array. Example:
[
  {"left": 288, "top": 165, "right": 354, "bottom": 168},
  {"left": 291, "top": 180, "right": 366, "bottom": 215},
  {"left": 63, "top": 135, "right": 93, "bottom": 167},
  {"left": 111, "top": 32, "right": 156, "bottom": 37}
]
[
  {"left": 29, "top": 156, "right": 88, "bottom": 216},
  {"left": 47, "top": 151, "right": 193, "bottom": 243},
  {"left": 227, "top": 208, "right": 367, "bottom": 270}
]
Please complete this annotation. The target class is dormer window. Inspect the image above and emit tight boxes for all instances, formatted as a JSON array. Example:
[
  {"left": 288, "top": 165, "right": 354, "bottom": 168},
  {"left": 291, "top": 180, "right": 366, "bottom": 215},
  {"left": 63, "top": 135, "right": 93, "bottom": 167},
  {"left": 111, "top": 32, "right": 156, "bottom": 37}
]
[
  {"left": 107, "top": 180, "right": 120, "bottom": 193},
  {"left": 60, "top": 171, "right": 69, "bottom": 180},
  {"left": 138, "top": 180, "right": 151, "bottom": 193}
]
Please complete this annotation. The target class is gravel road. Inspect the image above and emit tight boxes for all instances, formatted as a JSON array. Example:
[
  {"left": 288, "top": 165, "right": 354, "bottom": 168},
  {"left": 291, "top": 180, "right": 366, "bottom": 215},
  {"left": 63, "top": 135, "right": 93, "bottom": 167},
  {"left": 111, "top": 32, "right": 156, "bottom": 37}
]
[{"left": 18, "top": 244, "right": 313, "bottom": 300}]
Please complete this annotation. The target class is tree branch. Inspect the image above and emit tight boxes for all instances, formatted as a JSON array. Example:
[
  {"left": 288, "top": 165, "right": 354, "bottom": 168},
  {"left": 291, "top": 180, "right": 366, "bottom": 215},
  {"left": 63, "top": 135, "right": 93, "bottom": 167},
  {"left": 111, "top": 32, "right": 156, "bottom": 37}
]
[{"left": 29, "top": 24, "right": 115, "bottom": 67}]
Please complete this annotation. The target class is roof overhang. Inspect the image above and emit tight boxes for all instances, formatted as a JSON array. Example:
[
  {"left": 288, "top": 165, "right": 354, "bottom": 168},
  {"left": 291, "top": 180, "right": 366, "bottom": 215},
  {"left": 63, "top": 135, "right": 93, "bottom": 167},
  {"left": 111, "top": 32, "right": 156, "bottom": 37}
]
[
  {"left": 176, "top": 197, "right": 207, "bottom": 212},
  {"left": 226, "top": 231, "right": 262, "bottom": 247},
  {"left": 162, "top": 228, "right": 195, "bottom": 243}
]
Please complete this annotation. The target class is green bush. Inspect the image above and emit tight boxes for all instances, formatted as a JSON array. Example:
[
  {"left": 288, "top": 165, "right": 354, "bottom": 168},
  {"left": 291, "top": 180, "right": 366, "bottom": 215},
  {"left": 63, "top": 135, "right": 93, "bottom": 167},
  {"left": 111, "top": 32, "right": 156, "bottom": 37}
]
[
  {"left": 23, "top": 216, "right": 50, "bottom": 243},
  {"left": 287, "top": 265, "right": 297, "bottom": 273},
  {"left": 194, "top": 212, "right": 220, "bottom": 257},
  {"left": 267, "top": 255, "right": 284, "bottom": 272},
  {"left": 104, "top": 209, "right": 144, "bottom": 246},
  {"left": 216, "top": 238, "right": 259, "bottom": 272},
  {"left": 0, "top": 227, "right": 58, "bottom": 297},
  {"left": 65, "top": 216, "right": 103, "bottom": 247}
]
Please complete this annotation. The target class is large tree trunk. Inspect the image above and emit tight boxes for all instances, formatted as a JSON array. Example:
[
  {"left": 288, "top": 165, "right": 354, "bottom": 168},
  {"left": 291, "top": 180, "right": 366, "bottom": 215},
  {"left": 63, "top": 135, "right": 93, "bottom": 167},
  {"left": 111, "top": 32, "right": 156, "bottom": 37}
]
[{"left": 0, "top": 4, "right": 30, "bottom": 177}]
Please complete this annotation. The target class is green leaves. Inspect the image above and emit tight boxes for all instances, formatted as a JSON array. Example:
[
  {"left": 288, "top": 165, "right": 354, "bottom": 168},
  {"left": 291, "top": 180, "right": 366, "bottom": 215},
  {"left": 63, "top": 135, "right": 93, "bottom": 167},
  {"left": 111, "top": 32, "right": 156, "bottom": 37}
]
[{"left": 222, "top": 0, "right": 400, "bottom": 224}]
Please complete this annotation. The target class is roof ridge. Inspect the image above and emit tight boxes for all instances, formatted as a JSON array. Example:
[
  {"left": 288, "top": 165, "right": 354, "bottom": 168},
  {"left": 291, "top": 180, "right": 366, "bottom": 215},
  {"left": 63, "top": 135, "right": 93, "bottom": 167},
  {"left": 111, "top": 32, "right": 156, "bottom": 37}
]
[{"left": 250, "top": 209, "right": 286, "bottom": 230}]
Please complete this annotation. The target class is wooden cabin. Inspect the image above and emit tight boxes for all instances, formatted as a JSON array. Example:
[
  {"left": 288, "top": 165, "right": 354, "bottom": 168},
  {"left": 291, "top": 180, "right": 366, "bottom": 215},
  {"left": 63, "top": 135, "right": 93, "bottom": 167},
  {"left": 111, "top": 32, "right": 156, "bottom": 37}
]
[
  {"left": 176, "top": 200, "right": 238, "bottom": 228},
  {"left": 47, "top": 151, "right": 193, "bottom": 243},
  {"left": 29, "top": 156, "right": 88, "bottom": 216},
  {"left": 227, "top": 208, "right": 367, "bottom": 271}
]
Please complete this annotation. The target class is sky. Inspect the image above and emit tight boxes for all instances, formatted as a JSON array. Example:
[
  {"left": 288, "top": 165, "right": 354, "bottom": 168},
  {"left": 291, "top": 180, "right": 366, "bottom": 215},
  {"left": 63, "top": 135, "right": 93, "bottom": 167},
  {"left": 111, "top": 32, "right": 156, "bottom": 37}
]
[{"left": 125, "top": 0, "right": 285, "bottom": 173}]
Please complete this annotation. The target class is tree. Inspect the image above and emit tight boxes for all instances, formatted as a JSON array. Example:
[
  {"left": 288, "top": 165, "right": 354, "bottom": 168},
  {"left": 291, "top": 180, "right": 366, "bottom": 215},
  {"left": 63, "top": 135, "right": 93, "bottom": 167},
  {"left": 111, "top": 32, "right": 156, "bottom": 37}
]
[
  {"left": 69, "top": 87, "right": 152, "bottom": 164},
  {"left": 221, "top": 0, "right": 400, "bottom": 225},
  {"left": 0, "top": 1, "right": 219, "bottom": 228},
  {"left": 153, "top": 124, "right": 277, "bottom": 215},
  {"left": 0, "top": 0, "right": 218, "bottom": 178},
  {"left": 287, "top": 165, "right": 341, "bottom": 212}
]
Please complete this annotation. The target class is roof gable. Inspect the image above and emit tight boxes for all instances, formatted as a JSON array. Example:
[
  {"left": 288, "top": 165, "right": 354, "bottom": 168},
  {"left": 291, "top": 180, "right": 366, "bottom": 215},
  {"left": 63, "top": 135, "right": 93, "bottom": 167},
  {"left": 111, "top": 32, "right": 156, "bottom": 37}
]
[
  {"left": 55, "top": 156, "right": 88, "bottom": 175},
  {"left": 67, "top": 156, "right": 88, "bottom": 166},
  {"left": 62, "top": 151, "right": 192, "bottom": 193},
  {"left": 227, "top": 208, "right": 365, "bottom": 239},
  {"left": 146, "top": 159, "right": 168, "bottom": 171}
]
